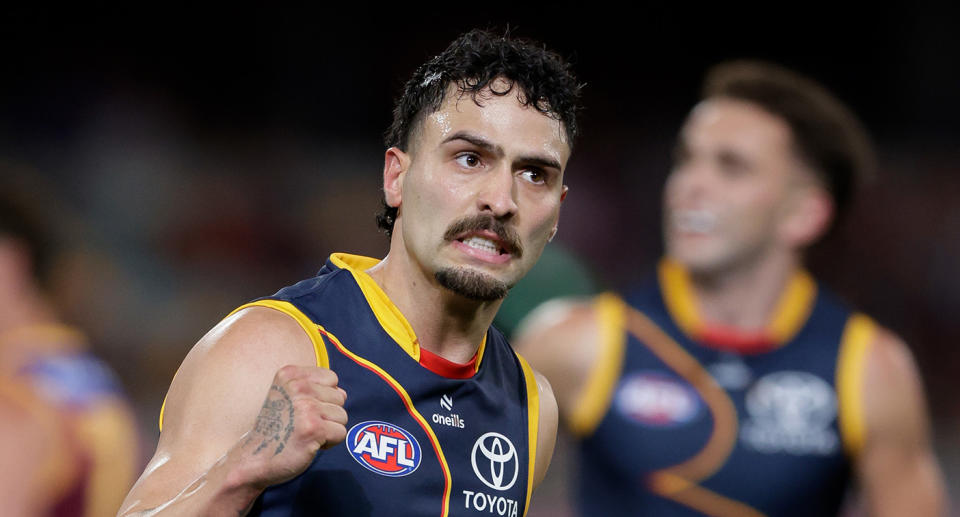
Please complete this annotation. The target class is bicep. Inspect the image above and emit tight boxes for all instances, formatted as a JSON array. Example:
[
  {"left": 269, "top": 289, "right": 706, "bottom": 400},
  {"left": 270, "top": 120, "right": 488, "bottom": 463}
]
[
  {"left": 855, "top": 330, "right": 946, "bottom": 517},
  {"left": 121, "top": 307, "right": 318, "bottom": 510}
]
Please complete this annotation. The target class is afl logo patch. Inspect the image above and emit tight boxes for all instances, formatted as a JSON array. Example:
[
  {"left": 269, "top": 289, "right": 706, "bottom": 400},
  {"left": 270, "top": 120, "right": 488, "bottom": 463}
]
[
  {"left": 614, "top": 372, "right": 703, "bottom": 427},
  {"left": 346, "top": 421, "right": 422, "bottom": 477}
]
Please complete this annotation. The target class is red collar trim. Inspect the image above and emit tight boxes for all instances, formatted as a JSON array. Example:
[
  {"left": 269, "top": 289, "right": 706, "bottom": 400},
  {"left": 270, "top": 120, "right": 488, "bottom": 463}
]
[
  {"left": 418, "top": 347, "right": 478, "bottom": 379},
  {"left": 698, "top": 324, "right": 776, "bottom": 355}
]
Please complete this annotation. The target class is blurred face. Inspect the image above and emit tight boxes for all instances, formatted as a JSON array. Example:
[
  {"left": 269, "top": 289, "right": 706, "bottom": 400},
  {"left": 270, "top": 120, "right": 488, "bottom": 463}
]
[
  {"left": 385, "top": 80, "right": 570, "bottom": 301},
  {"left": 663, "top": 98, "right": 812, "bottom": 275}
]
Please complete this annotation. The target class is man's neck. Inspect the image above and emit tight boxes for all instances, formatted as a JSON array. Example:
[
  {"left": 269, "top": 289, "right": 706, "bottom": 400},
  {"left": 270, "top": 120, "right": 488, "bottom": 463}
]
[
  {"left": 365, "top": 252, "right": 501, "bottom": 365},
  {"left": 687, "top": 250, "right": 800, "bottom": 331}
]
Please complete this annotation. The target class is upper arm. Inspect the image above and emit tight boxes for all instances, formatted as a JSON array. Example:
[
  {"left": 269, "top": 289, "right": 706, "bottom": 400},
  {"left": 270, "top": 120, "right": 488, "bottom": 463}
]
[
  {"left": 121, "top": 306, "right": 318, "bottom": 511},
  {"left": 855, "top": 328, "right": 946, "bottom": 517},
  {"left": 512, "top": 297, "right": 604, "bottom": 425}
]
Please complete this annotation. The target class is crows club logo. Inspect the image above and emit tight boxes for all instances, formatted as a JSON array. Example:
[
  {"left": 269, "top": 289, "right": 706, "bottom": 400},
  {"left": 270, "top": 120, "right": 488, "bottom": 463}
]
[
  {"left": 614, "top": 371, "right": 703, "bottom": 428},
  {"left": 346, "top": 421, "right": 422, "bottom": 477},
  {"left": 740, "top": 371, "right": 839, "bottom": 455},
  {"left": 471, "top": 432, "right": 519, "bottom": 491}
]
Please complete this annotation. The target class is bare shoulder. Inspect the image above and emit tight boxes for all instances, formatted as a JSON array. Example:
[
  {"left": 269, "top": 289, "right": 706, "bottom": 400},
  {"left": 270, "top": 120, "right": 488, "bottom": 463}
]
[
  {"left": 513, "top": 296, "right": 613, "bottom": 433},
  {"left": 855, "top": 324, "right": 947, "bottom": 516},
  {"left": 861, "top": 326, "right": 927, "bottom": 433},
  {"left": 513, "top": 297, "right": 603, "bottom": 381},
  {"left": 161, "top": 306, "right": 319, "bottom": 437}
]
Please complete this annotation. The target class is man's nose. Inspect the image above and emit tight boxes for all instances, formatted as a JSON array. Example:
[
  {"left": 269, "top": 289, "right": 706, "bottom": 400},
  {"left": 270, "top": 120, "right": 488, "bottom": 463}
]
[{"left": 477, "top": 168, "right": 519, "bottom": 218}]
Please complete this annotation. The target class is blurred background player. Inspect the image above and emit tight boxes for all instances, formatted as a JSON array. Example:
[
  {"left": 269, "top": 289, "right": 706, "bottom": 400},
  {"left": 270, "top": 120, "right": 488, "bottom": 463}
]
[
  {"left": 515, "top": 61, "right": 947, "bottom": 516},
  {"left": 0, "top": 175, "right": 140, "bottom": 516}
]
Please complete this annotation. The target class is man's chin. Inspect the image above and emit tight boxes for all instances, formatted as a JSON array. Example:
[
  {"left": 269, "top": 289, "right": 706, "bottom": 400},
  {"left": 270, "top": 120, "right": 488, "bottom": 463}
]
[{"left": 435, "top": 267, "right": 509, "bottom": 302}]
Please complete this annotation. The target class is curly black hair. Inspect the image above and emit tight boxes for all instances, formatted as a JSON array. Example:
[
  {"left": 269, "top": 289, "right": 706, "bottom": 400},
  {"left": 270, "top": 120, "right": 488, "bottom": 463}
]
[{"left": 377, "top": 29, "right": 582, "bottom": 237}]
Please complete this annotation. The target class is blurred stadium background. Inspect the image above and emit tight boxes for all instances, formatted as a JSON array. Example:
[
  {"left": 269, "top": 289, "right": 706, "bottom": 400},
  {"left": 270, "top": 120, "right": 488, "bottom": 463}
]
[{"left": 1, "top": 5, "right": 957, "bottom": 514}]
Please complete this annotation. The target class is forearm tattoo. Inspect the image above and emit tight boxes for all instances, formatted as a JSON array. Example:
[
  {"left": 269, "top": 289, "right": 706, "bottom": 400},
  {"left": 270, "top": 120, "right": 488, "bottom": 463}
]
[{"left": 249, "top": 384, "right": 295, "bottom": 455}]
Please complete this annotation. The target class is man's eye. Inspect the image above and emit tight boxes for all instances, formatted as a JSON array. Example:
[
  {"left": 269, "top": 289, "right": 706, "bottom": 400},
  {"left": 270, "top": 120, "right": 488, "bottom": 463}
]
[
  {"left": 520, "top": 169, "right": 546, "bottom": 184},
  {"left": 455, "top": 154, "right": 481, "bottom": 168}
]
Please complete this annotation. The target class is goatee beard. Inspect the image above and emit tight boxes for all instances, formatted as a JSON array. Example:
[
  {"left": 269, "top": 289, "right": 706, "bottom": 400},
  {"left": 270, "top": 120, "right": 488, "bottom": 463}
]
[{"left": 435, "top": 267, "right": 509, "bottom": 301}]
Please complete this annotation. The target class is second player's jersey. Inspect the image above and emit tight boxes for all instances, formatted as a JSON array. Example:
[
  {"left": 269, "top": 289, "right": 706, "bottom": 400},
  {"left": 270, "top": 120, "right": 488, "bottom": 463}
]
[
  {"left": 214, "top": 253, "right": 540, "bottom": 517},
  {"left": 572, "top": 260, "right": 877, "bottom": 517}
]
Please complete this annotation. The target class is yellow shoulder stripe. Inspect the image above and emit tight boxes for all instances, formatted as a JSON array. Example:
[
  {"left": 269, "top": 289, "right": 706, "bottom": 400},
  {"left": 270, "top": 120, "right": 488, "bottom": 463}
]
[
  {"left": 658, "top": 259, "right": 701, "bottom": 338},
  {"left": 836, "top": 313, "right": 876, "bottom": 457},
  {"left": 159, "top": 299, "right": 329, "bottom": 431},
  {"left": 330, "top": 253, "right": 422, "bottom": 362},
  {"left": 568, "top": 293, "right": 627, "bottom": 437},
  {"left": 516, "top": 353, "right": 540, "bottom": 517}
]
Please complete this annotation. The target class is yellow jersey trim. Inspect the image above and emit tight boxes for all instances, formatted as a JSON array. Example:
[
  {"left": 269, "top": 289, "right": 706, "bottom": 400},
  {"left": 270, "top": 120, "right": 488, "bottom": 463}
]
[
  {"left": 227, "top": 300, "right": 330, "bottom": 369},
  {"left": 766, "top": 270, "right": 817, "bottom": 343},
  {"left": 330, "top": 252, "right": 487, "bottom": 372},
  {"left": 658, "top": 260, "right": 702, "bottom": 337},
  {"left": 836, "top": 313, "right": 876, "bottom": 457},
  {"left": 568, "top": 293, "right": 627, "bottom": 437},
  {"left": 516, "top": 353, "right": 540, "bottom": 516},
  {"left": 318, "top": 325, "right": 452, "bottom": 517},
  {"left": 658, "top": 258, "right": 817, "bottom": 346},
  {"left": 159, "top": 299, "right": 330, "bottom": 432}
]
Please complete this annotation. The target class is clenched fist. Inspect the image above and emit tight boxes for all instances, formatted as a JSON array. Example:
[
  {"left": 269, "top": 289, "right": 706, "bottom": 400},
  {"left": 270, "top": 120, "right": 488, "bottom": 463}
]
[{"left": 240, "top": 365, "right": 348, "bottom": 488}]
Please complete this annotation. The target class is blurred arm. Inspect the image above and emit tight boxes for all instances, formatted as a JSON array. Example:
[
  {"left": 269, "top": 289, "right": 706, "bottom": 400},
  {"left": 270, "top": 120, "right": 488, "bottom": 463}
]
[
  {"left": 513, "top": 298, "right": 603, "bottom": 437},
  {"left": 0, "top": 383, "right": 60, "bottom": 517},
  {"left": 856, "top": 329, "right": 947, "bottom": 517}
]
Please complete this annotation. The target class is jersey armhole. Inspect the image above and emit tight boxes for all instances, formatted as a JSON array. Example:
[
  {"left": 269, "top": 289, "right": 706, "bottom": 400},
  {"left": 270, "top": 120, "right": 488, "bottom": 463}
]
[
  {"left": 515, "top": 353, "right": 539, "bottom": 517},
  {"left": 158, "top": 299, "right": 330, "bottom": 432},
  {"left": 567, "top": 292, "right": 627, "bottom": 438},
  {"left": 836, "top": 312, "right": 877, "bottom": 458}
]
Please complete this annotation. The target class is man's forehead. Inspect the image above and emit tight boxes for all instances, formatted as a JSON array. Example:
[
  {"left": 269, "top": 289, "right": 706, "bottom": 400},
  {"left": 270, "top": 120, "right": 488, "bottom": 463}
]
[
  {"left": 419, "top": 82, "right": 569, "bottom": 150},
  {"left": 684, "top": 98, "right": 792, "bottom": 150}
]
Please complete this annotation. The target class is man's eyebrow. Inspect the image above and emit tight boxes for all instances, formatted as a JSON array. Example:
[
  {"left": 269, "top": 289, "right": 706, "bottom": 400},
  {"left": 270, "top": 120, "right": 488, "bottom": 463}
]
[
  {"left": 516, "top": 154, "right": 562, "bottom": 171},
  {"left": 442, "top": 131, "right": 561, "bottom": 170},
  {"left": 441, "top": 131, "right": 503, "bottom": 157}
]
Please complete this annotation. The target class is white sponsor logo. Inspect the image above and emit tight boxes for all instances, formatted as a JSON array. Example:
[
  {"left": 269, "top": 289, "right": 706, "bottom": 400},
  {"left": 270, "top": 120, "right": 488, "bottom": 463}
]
[
  {"left": 462, "top": 490, "right": 519, "bottom": 517},
  {"left": 471, "top": 432, "right": 519, "bottom": 491},
  {"left": 433, "top": 393, "right": 465, "bottom": 429},
  {"left": 431, "top": 412, "right": 466, "bottom": 428},
  {"left": 740, "top": 371, "right": 839, "bottom": 456}
]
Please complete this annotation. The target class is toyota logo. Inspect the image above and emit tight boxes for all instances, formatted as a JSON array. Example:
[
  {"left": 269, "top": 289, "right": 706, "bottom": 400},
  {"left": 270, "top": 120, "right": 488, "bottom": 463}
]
[{"left": 471, "top": 432, "right": 519, "bottom": 491}]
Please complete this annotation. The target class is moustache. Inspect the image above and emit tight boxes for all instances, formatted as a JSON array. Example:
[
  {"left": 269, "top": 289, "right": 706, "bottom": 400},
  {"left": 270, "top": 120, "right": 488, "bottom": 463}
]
[{"left": 443, "top": 215, "right": 523, "bottom": 258}]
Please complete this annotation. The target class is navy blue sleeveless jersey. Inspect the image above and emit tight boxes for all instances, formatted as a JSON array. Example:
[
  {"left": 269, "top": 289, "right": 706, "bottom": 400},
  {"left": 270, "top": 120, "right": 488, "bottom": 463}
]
[
  {"left": 571, "top": 260, "right": 877, "bottom": 517},
  {"left": 230, "top": 253, "right": 540, "bottom": 517}
]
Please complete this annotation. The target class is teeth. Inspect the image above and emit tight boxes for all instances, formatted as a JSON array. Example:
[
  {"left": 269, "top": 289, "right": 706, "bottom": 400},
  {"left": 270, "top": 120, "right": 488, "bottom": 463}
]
[
  {"left": 674, "top": 210, "right": 717, "bottom": 233},
  {"left": 463, "top": 236, "right": 500, "bottom": 254}
]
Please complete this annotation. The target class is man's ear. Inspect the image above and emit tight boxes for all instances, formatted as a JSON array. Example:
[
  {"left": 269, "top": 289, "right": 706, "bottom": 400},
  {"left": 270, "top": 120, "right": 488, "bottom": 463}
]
[
  {"left": 780, "top": 185, "right": 834, "bottom": 248},
  {"left": 383, "top": 147, "right": 411, "bottom": 208}
]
